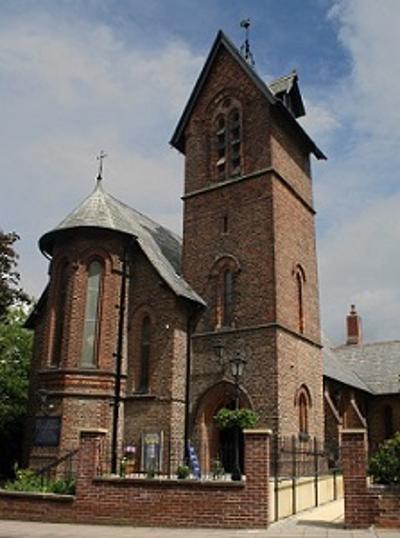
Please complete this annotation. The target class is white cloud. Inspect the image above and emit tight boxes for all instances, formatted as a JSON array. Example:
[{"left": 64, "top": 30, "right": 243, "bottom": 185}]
[
  {"left": 315, "top": 0, "right": 400, "bottom": 343},
  {"left": 0, "top": 13, "right": 202, "bottom": 298},
  {"left": 298, "top": 99, "right": 340, "bottom": 141}
]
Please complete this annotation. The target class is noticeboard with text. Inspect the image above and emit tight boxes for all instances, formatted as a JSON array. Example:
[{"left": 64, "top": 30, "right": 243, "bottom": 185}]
[{"left": 141, "top": 431, "right": 163, "bottom": 473}]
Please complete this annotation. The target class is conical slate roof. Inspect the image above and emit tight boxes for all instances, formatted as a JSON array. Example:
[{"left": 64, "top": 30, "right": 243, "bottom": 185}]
[{"left": 39, "top": 180, "right": 205, "bottom": 306}]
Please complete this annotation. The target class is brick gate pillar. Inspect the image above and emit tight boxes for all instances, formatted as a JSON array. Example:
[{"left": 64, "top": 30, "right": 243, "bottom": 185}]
[
  {"left": 76, "top": 429, "right": 107, "bottom": 493},
  {"left": 341, "top": 428, "right": 373, "bottom": 528},
  {"left": 243, "top": 429, "right": 272, "bottom": 527}
]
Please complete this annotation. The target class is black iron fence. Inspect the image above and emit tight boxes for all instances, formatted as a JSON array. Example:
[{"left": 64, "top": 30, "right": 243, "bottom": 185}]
[
  {"left": 270, "top": 435, "right": 341, "bottom": 521},
  {"left": 36, "top": 449, "right": 79, "bottom": 488}
]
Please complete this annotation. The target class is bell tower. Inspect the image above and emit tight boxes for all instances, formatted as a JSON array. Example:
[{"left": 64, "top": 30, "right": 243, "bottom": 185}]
[{"left": 171, "top": 30, "right": 326, "bottom": 471}]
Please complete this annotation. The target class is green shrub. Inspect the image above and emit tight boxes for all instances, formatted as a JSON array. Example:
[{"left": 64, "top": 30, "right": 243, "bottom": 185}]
[
  {"left": 368, "top": 432, "right": 400, "bottom": 485},
  {"left": 214, "top": 408, "right": 259, "bottom": 430},
  {"left": 4, "top": 468, "right": 75, "bottom": 494},
  {"left": 211, "top": 458, "right": 225, "bottom": 479},
  {"left": 176, "top": 464, "right": 190, "bottom": 479},
  {"left": 4, "top": 468, "right": 42, "bottom": 492}
]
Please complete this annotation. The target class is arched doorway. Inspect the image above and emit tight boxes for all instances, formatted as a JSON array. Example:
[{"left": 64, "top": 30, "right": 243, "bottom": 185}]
[{"left": 192, "top": 381, "right": 251, "bottom": 475}]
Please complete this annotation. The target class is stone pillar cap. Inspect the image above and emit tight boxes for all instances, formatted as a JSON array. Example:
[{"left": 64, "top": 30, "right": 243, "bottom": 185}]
[
  {"left": 243, "top": 428, "right": 273, "bottom": 435},
  {"left": 80, "top": 428, "right": 108, "bottom": 436}
]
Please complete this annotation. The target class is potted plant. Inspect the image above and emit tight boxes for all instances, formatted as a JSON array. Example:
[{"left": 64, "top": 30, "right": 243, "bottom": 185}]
[
  {"left": 123, "top": 443, "right": 137, "bottom": 476},
  {"left": 214, "top": 407, "right": 259, "bottom": 430},
  {"left": 176, "top": 464, "right": 190, "bottom": 479},
  {"left": 211, "top": 458, "right": 225, "bottom": 480}
]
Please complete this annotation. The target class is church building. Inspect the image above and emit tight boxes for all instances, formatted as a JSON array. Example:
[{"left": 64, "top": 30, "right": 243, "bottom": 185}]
[{"left": 24, "top": 30, "right": 399, "bottom": 476}]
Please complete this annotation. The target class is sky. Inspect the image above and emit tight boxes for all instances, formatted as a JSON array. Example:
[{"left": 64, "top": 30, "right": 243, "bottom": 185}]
[{"left": 1, "top": 0, "right": 400, "bottom": 345}]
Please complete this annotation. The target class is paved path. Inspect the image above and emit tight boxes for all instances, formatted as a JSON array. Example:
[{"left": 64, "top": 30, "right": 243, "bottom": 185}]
[{"left": 0, "top": 500, "right": 399, "bottom": 537}]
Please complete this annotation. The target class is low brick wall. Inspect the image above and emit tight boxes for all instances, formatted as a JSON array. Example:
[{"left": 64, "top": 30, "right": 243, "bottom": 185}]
[
  {"left": 0, "top": 428, "right": 271, "bottom": 529},
  {"left": 341, "top": 429, "right": 400, "bottom": 529},
  {"left": 371, "top": 485, "right": 400, "bottom": 528},
  {"left": 0, "top": 490, "right": 75, "bottom": 523}
]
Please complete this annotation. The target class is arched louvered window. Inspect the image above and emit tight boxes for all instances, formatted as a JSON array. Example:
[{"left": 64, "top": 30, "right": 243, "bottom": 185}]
[
  {"left": 229, "top": 108, "right": 241, "bottom": 176},
  {"left": 138, "top": 316, "right": 151, "bottom": 393},
  {"left": 52, "top": 262, "right": 69, "bottom": 367},
  {"left": 216, "top": 116, "right": 227, "bottom": 180},
  {"left": 81, "top": 261, "right": 103, "bottom": 367},
  {"left": 214, "top": 103, "right": 242, "bottom": 180}
]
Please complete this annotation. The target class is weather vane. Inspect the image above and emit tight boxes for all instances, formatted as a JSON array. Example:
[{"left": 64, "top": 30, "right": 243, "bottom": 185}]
[
  {"left": 240, "top": 18, "right": 255, "bottom": 68},
  {"left": 96, "top": 150, "right": 107, "bottom": 181}
]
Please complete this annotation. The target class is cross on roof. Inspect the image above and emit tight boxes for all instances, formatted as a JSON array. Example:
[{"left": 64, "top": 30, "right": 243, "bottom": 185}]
[{"left": 96, "top": 150, "right": 107, "bottom": 181}]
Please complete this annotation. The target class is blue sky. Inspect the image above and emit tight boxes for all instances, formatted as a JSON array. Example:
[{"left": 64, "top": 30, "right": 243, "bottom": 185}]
[{"left": 2, "top": 0, "right": 400, "bottom": 344}]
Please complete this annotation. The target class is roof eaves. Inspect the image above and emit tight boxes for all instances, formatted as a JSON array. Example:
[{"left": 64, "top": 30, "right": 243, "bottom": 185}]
[
  {"left": 170, "top": 30, "right": 325, "bottom": 160},
  {"left": 170, "top": 30, "right": 276, "bottom": 153},
  {"left": 274, "top": 100, "right": 326, "bottom": 159},
  {"left": 24, "top": 285, "right": 49, "bottom": 329}
]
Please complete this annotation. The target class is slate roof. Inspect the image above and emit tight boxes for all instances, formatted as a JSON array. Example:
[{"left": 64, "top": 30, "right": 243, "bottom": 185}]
[
  {"left": 331, "top": 341, "right": 400, "bottom": 395},
  {"left": 268, "top": 71, "right": 306, "bottom": 118},
  {"left": 39, "top": 180, "right": 205, "bottom": 307},
  {"left": 322, "top": 335, "right": 370, "bottom": 393},
  {"left": 269, "top": 72, "right": 298, "bottom": 95},
  {"left": 170, "top": 30, "right": 325, "bottom": 160}
]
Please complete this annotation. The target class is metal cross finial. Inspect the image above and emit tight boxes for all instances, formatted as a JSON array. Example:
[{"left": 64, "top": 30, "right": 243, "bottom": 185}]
[
  {"left": 240, "top": 18, "right": 255, "bottom": 68},
  {"left": 96, "top": 150, "right": 107, "bottom": 181}
]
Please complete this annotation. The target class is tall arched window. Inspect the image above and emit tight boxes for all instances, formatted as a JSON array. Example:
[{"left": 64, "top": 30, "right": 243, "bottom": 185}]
[
  {"left": 81, "top": 260, "right": 103, "bottom": 367},
  {"left": 384, "top": 405, "right": 394, "bottom": 439},
  {"left": 299, "top": 392, "right": 308, "bottom": 435},
  {"left": 295, "top": 266, "right": 305, "bottom": 334},
  {"left": 52, "top": 262, "right": 69, "bottom": 367},
  {"left": 211, "top": 255, "right": 240, "bottom": 329},
  {"left": 223, "top": 270, "right": 233, "bottom": 327},
  {"left": 296, "top": 385, "right": 311, "bottom": 438},
  {"left": 138, "top": 316, "right": 151, "bottom": 393}
]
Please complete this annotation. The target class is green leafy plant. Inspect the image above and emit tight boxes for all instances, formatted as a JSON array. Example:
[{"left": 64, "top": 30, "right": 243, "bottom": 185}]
[
  {"left": 176, "top": 464, "right": 190, "bottom": 479},
  {"left": 211, "top": 458, "right": 225, "bottom": 479},
  {"left": 4, "top": 468, "right": 75, "bottom": 494},
  {"left": 368, "top": 432, "right": 400, "bottom": 485},
  {"left": 146, "top": 467, "right": 155, "bottom": 479},
  {"left": 214, "top": 407, "right": 259, "bottom": 430}
]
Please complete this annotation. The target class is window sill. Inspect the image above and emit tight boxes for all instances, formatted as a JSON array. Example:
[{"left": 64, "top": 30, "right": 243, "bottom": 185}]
[{"left": 125, "top": 392, "right": 156, "bottom": 401}]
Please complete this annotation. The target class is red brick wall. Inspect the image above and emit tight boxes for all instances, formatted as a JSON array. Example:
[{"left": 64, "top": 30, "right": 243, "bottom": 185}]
[
  {"left": 26, "top": 229, "right": 189, "bottom": 474},
  {"left": 368, "top": 395, "right": 400, "bottom": 452},
  {"left": 371, "top": 486, "right": 400, "bottom": 528},
  {"left": 0, "top": 429, "right": 272, "bottom": 529},
  {"left": 341, "top": 429, "right": 400, "bottom": 529},
  {"left": 181, "top": 41, "right": 323, "bottom": 452}
]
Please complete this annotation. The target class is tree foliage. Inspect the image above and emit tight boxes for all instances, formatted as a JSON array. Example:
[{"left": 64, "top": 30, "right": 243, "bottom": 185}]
[
  {"left": 369, "top": 433, "right": 400, "bottom": 485},
  {"left": 0, "top": 231, "right": 29, "bottom": 320},
  {"left": 0, "top": 309, "right": 32, "bottom": 479},
  {"left": 0, "top": 309, "right": 32, "bottom": 428}
]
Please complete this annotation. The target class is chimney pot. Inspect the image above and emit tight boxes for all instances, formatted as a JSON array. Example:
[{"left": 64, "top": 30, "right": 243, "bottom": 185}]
[{"left": 346, "top": 304, "right": 362, "bottom": 345}]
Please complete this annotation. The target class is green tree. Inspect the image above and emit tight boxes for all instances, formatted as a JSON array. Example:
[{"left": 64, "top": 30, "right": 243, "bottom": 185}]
[
  {"left": 0, "top": 231, "right": 29, "bottom": 321},
  {"left": 369, "top": 433, "right": 400, "bottom": 485},
  {"left": 0, "top": 311, "right": 32, "bottom": 480}
]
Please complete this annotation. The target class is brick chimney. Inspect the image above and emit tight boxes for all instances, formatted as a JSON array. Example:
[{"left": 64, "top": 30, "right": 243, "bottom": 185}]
[{"left": 346, "top": 304, "right": 362, "bottom": 345}]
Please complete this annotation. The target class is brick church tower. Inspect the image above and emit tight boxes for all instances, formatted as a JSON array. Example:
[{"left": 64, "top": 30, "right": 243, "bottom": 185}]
[
  {"left": 25, "top": 29, "right": 327, "bottom": 477},
  {"left": 171, "top": 31, "right": 326, "bottom": 472}
]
